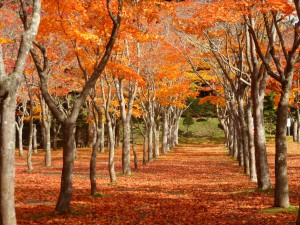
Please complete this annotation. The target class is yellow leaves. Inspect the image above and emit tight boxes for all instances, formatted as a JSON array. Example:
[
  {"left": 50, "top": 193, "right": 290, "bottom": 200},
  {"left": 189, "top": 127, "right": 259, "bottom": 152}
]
[
  {"left": 0, "top": 36, "right": 13, "bottom": 44},
  {"left": 73, "top": 30, "right": 99, "bottom": 42}
]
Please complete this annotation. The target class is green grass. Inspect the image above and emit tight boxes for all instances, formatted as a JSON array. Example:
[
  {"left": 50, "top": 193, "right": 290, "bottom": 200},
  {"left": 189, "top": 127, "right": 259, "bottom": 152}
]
[
  {"left": 179, "top": 117, "right": 224, "bottom": 137},
  {"left": 178, "top": 117, "right": 225, "bottom": 144},
  {"left": 130, "top": 117, "right": 225, "bottom": 145},
  {"left": 259, "top": 205, "right": 299, "bottom": 214}
]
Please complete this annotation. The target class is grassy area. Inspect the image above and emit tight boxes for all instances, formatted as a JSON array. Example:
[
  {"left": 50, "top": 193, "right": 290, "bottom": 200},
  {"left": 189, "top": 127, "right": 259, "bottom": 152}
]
[{"left": 179, "top": 117, "right": 225, "bottom": 144}]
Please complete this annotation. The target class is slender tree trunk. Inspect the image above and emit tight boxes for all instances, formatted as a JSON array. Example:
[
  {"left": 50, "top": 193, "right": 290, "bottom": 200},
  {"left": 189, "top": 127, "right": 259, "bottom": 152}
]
[
  {"left": 252, "top": 77, "right": 272, "bottom": 190},
  {"left": 237, "top": 96, "right": 250, "bottom": 174},
  {"left": 33, "top": 124, "right": 38, "bottom": 154},
  {"left": 131, "top": 122, "right": 138, "bottom": 170},
  {"left": 237, "top": 123, "right": 244, "bottom": 166},
  {"left": 107, "top": 119, "right": 116, "bottom": 183},
  {"left": 44, "top": 122, "right": 51, "bottom": 166},
  {"left": 100, "top": 121, "right": 105, "bottom": 153},
  {"left": 115, "top": 119, "right": 120, "bottom": 148},
  {"left": 39, "top": 96, "right": 52, "bottom": 166},
  {"left": 228, "top": 115, "right": 234, "bottom": 157},
  {"left": 16, "top": 124, "right": 24, "bottom": 157},
  {"left": 162, "top": 110, "right": 169, "bottom": 154},
  {"left": 55, "top": 122, "right": 76, "bottom": 213},
  {"left": 296, "top": 106, "right": 300, "bottom": 143},
  {"left": 122, "top": 120, "right": 131, "bottom": 175},
  {"left": 153, "top": 120, "right": 160, "bottom": 158},
  {"left": 53, "top": 123, "right": 61, "bottom": 151},
  {"left": 148, "top": 119, "right": 153, "bottom": 162},
  {"left": 90, "top": 121, "right": 101, "bottom": 195},
  {"left": 143, "top": 132, "right": 147, "bottom": 165},
  {"left": 246, "top": 99, "right": 257, "bottom": 182},
  {"left": 27, "top": 101, "right": 34, "bottom": 171},
  {"left": 0, "top": 92, "right": 17, "bottom": 225},
  {"left": 73, "top": 127, "right": 78, "bottom": 160},
  {"left": 274, "top": 81, "right": 291, "bottom": 208},
  {"left": 174, "top": 118, "right": 179, "bottom": 145},
  {"left": 233, "top": 124, "right": 238, "bottom": 158}
]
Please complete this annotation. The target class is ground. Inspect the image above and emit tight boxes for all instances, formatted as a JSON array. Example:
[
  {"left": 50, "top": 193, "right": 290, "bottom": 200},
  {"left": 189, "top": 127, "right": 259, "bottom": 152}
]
[{"left": 15, "top": 141, "right": 299, "bottom": 224}]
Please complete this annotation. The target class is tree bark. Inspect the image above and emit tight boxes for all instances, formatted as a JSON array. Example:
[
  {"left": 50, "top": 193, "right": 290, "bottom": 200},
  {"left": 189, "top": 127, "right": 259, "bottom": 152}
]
[
  {"left": 153, "top": 120, "right": 160, "bottom": 158},
  {"left": 246, "top": 98, "right": 257, "bottom": 182},
  {"left": 274, "top": 80, "right": 291, "bottom": 208},
  {"left": 0, "top": 0, "right": 41, "bottom": 222},
  {"left": 162, "top": 109, "right": 169, "bottom": 154},
  {"left": 53, "top": 122, "right": 61, "bottom": 151},
  {"left": 122, "top": 120, "right": 131, "bottom": 174},
  {"left": 0, "top": 92, "right": 18, "bottom": 225},
  {"left": 251, "top": 74, "right": 272, "bottom": 190},
  {"left": 27, "top": 98, "right": 34, "bottom": 171},
  {"left": 148, "top": 116, "right": 154, "bottom": 162},
  {"left": 16, "top": 120, "right": 24, "bottom": 157},
  {"left": 237, "top": 95, "right": 250, "bottom": 175},
  {"left": 131, "top": 122, "right": 138, "bottom": 170},
  {"left": 55, "top": 122, "right": 76, "bottom": 213},
  {"left": 33, "top": 124, "right": 38, "bottom": 154}
]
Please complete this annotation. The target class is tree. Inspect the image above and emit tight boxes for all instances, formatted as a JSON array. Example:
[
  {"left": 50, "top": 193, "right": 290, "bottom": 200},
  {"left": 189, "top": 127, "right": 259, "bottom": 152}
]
[
  {"left": 30, "top": 0, "right": 123, "bottom": 213},
  {"left": 0, "top": 1, "right": 41, "bottom": 224},
  {"left": 183, "top": 113, "right": 194, "bottom": 134}
]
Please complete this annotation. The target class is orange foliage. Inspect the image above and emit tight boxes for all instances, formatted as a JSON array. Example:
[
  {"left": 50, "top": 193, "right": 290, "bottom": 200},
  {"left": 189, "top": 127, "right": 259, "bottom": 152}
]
[{"left": 199, "top": 95, "right": 226, "bottom": 107}]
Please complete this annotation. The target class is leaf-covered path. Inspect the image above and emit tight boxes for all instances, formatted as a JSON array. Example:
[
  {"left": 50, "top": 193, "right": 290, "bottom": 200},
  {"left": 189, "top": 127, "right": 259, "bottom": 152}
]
[{"left": 16, "top": 143, "right": 299, "bottom": 224}]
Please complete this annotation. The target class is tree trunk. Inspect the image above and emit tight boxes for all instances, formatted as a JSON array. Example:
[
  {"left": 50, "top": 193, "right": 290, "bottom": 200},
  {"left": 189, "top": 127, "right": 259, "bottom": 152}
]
[
  {"left": 131, "top": 122, "right": 138, "bottom": 170},
  {"left": 100, "top": 121, "right": 105, "bottom": 153},
  {"left": 53, "top": 123, "right": 61, "bottom": 151},
  {"left": 237, "top": 96, "right": 250, "bottom": 175},
  {"left": 27, "top": 101, "right": 34, "bottom": 171},
  {"left": 274, "top": 81, "right": 291, "bottom": 208},
  {"left": 153, "top": 120, "right": 160, "bottom": 158},
  {"left": 162, "top": 110, "right": 169, "bottom": 154},
  {"left": 90, "top": 125, "right": 101, "bottom": 195},
  {"left": 174, "top": 117, "right": 179, "bottom": 145},
  {"left": 228, "top": 114, "right": 234, "bottom": 157},
  {"left": 148, "top": 119, "right": 153, "bottom": 162},
  {"left": 33, "top": 124, "right": 38, "bottom": 154},
  {"left": 44, "top": 122, "right": 51, "bottom": 166},
  {"left": 107, "top": 119, "right": 116, "bottom": 183},
  {"left": 233, "top": 124, "right": 238, "bottom": 158},
  {"left": 143, "top": 132, "right": 147, "bottom": 165},
  {"left": 55, "top": 122, "right": 76, "bottom": 213},
  {"left": 39, "top": 96, "right": 52, "bottom": 166},
  {"left": 246, "top": 99, "right": 257, "bottom": 182},
  {"left": 122, "top": 120, "right": 131, "bottom": 175},
  {"left": 252, "top": 77, "right": 272, "bottom": 190},
  {"left": 16, "top": 123, "right": 24, "bottom": 157},
  {"left": 115, "top": 119, "right": 120, "bottom": 148},
  {"left": 236, "top": 123, "right": 244, "bottom": 166},
  {"left": 296, "top": 106, "right": 300, "bottom": 143},
  {"left": 0, "top": 92, "right": 17, "bottom": 225}
]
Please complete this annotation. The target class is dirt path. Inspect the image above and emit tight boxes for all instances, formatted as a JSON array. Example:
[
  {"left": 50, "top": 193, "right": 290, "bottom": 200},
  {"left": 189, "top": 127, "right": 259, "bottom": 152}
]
[{"left": 16, "top": 143, "right": 299, "bottom": 224}]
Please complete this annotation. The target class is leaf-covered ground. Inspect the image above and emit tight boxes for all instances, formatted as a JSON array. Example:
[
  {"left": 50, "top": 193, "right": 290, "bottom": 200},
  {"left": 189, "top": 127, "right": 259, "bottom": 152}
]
[{"left": 15, "top": 142, "right": 300, "bottom": 224}]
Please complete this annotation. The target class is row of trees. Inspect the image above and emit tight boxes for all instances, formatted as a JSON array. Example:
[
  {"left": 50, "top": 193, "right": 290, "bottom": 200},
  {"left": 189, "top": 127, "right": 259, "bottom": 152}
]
[
  {"left": 0, "top": 1, "right": 198, "bottom": 224},
  {"left": 171, "top": 0, "right": 300, "bottom": 222},
  {"left": 1, "top": 0, "right": 300, "bottom": 224}
]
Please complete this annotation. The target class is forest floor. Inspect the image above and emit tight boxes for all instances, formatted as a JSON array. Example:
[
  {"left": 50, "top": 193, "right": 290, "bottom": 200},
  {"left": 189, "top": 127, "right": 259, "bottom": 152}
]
[{"left": 15, "top": 141, "right": 300, "bottom": 224}]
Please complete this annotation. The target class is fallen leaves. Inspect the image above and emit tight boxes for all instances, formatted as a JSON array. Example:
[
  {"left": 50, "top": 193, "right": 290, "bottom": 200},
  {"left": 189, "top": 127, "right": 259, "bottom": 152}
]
[{"left": 15, "top": 142, "right": 299, "bottom": 224}]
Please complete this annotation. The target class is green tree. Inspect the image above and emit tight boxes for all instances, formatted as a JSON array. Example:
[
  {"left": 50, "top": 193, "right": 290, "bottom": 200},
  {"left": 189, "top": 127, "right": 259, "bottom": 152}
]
[{"left": 183, "top": 113, "right": 195, "bottom": 134}]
